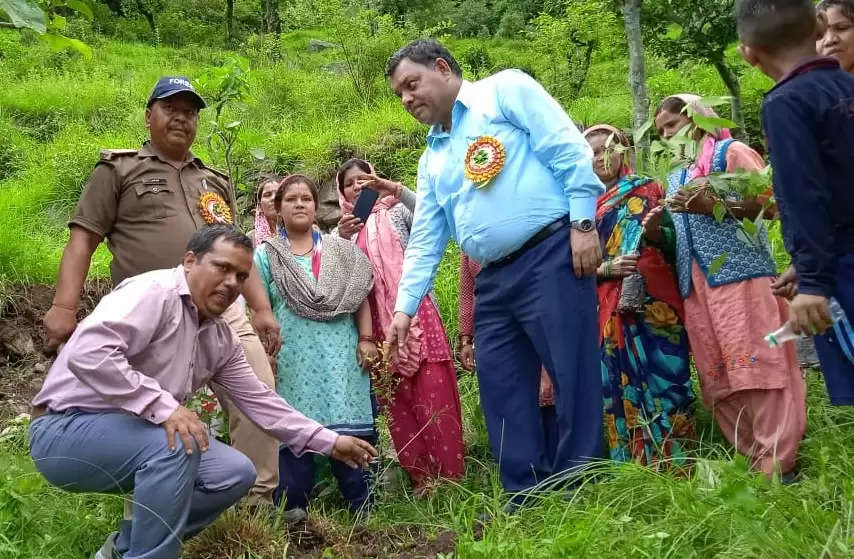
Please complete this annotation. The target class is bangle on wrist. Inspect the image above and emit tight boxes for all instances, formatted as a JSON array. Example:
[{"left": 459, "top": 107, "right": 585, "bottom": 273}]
[
  {"left": 358, "top": 335, "right": 375, "bottom": 343},
  {"left": 52, "top": 301, "right": 77, "bottom": 311}
]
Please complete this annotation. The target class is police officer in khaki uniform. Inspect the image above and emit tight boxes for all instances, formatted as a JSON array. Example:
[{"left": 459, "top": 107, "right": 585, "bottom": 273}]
[{"left": 43, "top": 76, "right": 281, "bottom": 509}]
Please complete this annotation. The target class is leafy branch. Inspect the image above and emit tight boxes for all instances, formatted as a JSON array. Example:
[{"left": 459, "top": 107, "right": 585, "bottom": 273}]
[
  {"left": 0, "top": 0, "right": 94, "bottom": 58},
  {"left": 196, "top": 58, "right": 266, "bottom": 205},
  {"left": 604, "top": 96, "right": 774, "bottom": 276}
]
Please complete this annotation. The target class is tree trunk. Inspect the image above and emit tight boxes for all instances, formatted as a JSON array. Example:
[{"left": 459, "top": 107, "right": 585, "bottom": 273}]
[
  {"left": 568, "top": 40, "right": 595, "bottom": 100},
  {"left": 136, "top": 1, "right": 158, "bottom": 45},
  {"left": 712, "top": 59, "right": 745, "bottom": 139},
  {"left": 226, "top": 0, "right": 234, "bottom": 41},
  {"left": 623, "top": 0, "right": 649, "bottom": 149},
  {"left": 262, "top": 0, "right": 280, "bottom": 34}
]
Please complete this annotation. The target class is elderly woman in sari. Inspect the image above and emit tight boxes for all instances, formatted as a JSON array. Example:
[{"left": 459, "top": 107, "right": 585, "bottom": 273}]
[
  {"left": 646, "top": 95, "right": 806, "bottom": 480},
  {"left": 336, "top": 159, "right": 464, "bottom": 496},
  {"left": 581, "top": 124, "right": 694, "bottom": 468},
  {"left": 254, "top": 175, "right": 377, "bottom": 519}
]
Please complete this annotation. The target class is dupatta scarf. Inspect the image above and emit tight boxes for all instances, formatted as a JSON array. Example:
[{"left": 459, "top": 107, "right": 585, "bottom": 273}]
[
  {"left": 338, "top": 166, "right": 425, "bottom": 377},
  {"left": 263, "top": 226, "right": 373, "bottom": 322}
]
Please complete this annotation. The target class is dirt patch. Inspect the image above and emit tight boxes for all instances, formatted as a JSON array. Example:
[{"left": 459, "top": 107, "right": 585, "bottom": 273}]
[
  {"left": 182, "top": 512, "right": 457, "bottom": 559},
  {"left": 0, "top": 281, "right": 110, "bottom": 420},
  {"left": 290, "top": 519, "right": 456, "bottom": 559}
]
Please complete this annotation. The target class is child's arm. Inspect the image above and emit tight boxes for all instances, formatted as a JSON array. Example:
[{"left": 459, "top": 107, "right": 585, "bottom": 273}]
[{"left": 762, "top": 94, "right": 836, "bottom": 298}]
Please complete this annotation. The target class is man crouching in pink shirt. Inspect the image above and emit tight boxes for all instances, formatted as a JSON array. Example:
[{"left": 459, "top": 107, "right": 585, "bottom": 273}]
[{"left": 29, "top": 224, "right": 377, "bottom": 559}]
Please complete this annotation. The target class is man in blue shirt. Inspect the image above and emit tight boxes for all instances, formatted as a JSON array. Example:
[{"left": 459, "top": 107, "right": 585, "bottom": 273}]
[{"left": 383, "top": 39, "right": 605, "bottom": 504}]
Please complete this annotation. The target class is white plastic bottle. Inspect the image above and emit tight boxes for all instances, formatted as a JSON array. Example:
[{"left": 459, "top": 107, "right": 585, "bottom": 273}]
[{"left": 765, "top": 297, "right": 848, "bottom": 348}]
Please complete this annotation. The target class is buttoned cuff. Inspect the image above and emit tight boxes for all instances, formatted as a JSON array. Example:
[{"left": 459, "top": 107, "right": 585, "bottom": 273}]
[
  {"left": 569, "top": 196, "right": 597, "bottom": 222},
  {"left": 306, "top": 428, "right": 338, "bottom": 456},
  {"left": 394, "top": 294, "right": 420, "bottom": 317},
  {"left": 141, "top": 392, "right": 180, "bottom": 424}
]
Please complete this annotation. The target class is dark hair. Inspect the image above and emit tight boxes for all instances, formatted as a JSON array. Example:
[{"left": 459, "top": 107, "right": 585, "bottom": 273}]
[
  {"left": 336, "top": 158, "right": 372, "bottom": 194},
  {"left": 818, "top": 0, "right": 854, "bottom": 21},
  {"left": 254, "top": 173, "right": 285, "bottom": 205},
  {"left": 274, "top": 174, "right": 319, "bottom": 212},
  {"left": 654, "top": 96, "right": 688, "bottom": 119},
  {"left": 735, "top": 0, "right": 817, "bottom": 51},
  {"left": 385, "top": 39, "right": 463, "bottom": 79},
  {"left": 186, "top": 225, "right": 252, "bottom": 258}
]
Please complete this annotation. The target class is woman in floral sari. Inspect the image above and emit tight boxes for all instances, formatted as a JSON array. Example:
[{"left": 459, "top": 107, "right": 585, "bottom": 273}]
[{"left": 583, "top": 124, "right": 694, "bottom": 468}]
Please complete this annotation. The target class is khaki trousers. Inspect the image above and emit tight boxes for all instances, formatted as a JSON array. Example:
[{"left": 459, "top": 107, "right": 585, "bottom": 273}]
[{"left": 211, "top": 302, "right": 279, "bottom": 505}]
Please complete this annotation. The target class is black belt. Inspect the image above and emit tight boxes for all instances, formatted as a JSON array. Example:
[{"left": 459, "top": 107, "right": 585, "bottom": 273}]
[{"left": 487, "top": 215, "right": 569, "bottom": 269}]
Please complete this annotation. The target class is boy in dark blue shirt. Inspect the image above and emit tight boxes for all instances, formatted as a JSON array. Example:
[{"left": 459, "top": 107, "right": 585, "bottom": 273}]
[{"left": 736, "top": 0, "right": 854, "bottom": 405}]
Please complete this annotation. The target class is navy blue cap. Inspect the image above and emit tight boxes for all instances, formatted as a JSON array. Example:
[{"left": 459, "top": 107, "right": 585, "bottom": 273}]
[{"left": 146, "top": 76, "right": 206, "bottom": 109}]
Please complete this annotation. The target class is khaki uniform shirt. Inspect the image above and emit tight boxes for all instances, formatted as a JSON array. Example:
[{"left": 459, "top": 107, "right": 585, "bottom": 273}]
[{"left": 71, "top": 142, "right": 236, "bottom": 285}]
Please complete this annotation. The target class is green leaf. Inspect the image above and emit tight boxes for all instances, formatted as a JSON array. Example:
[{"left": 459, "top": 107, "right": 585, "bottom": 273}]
[
  {"left": 742, "top": 217, "right": 757, "bottom": 236},
  {"left": 48, "top": 13, "right": 66, "bottom": 31},
  {"left": 0, "top": 0, "right": 46, "bottom": 33},
  {"left": 224, "top": 120, "right": 242, "bottom": 130},
  {"left": 633, "top": 119, "right": 652, "bottom": 146},
  {"left": 66, "top": 0, "right": 94, "bottom": 19},
  {"left": 698, "top": 96, "right": 732, "bottom": 108},
  {"left": 249, "top": 147, "right": 266, "bottom": 160},
  {"left": 39, "top": 33, "right": 92, "bottom": 58},
  {"left": 712, "top": 201, "right": 726, "bottom": 224},
  {"left": 692, "top": 114, "right": 737, "bottom": 134},
  {"left": 707, "top": 253, "right": 728, "bottom": 277},
  {"left": 665, "top": 23, "right": 682, "bottom": 40}
]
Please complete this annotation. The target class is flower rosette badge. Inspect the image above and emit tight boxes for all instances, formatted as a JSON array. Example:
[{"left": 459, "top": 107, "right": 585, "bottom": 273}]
[
  {"left": 464, "top": 135, "right": 506, "bottom": 189},
  {"left": 199, "top": 192, "right": 233, "bottom": 225}
]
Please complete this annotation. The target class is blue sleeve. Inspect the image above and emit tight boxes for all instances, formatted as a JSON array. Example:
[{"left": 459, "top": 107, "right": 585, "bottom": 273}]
[
  {"left": 253, "top": 246, "right": 276, "bottom": 304},
  {"left": 394, "top": 154, "right": 451, "bottom": 316},
  {"left": 762, "top": 94, "right": 835, "bottom": 297},
  {"left": 496, "top": 70, "right": 604, "bottom": 220}
]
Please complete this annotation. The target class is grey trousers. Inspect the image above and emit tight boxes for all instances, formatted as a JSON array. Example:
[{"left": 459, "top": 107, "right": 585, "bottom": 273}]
[{"left": 29, "top": 410, "right": 256, "bottom": 559}]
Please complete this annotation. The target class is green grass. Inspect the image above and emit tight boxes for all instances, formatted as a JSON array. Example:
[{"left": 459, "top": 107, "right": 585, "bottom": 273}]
[{"left": 2, "top": 375, "right": 853, "bottom": 558}]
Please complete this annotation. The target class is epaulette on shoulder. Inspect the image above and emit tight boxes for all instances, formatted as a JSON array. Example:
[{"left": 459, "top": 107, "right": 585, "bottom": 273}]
[
  {"left": 202, "top": 163, "right": 231, "bottom": 182},
  {"left": 99, "top": 149, "right": 138, "bottom": 161}
]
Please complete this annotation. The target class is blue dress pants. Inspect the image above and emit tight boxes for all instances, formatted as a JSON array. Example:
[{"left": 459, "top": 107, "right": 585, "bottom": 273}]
[
  {"left": 29, "top": 410, "right": 256, "bottom": 559},
  {"left": 474, "top": 229, "right": 603, "bottom": 496}
]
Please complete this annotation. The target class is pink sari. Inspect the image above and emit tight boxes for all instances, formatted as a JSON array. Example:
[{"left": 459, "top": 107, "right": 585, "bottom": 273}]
[{"left": 338, "top": 186, "right": 464, "bottom": 484}]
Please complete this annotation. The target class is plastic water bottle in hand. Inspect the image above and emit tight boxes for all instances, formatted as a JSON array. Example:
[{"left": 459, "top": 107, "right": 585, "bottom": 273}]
[{"left": 765, "top": 297, "right": 848, "bottom": 347}]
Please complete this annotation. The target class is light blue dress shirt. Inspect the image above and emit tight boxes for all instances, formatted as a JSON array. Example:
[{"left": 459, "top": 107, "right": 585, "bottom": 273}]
[{"left": 394, "top": 69, "right": 605, "bottom": 316}]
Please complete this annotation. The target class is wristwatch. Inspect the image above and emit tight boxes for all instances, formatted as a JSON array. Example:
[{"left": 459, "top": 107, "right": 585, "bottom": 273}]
[{"left": 570, "top": 218, "right": 595, "bottom": 233}]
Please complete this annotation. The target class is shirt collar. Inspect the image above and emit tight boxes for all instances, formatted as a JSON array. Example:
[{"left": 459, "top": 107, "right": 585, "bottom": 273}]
[
  {"left": 174, "top": 265, "right": 192, "bottom": 297},
  {"left": 139, "top": 140, "right": 201, "bottom": 166},
  {"left": 768, "top": 56, "right": 840, "bottom": 93},
  {"left": 427, "top": 80, "right": 475, "bottom": 145}
]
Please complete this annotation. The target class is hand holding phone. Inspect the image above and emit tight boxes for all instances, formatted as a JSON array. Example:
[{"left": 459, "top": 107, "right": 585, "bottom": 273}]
[{"left": 352, "top": 187, "right": 380, "bottom": 222}]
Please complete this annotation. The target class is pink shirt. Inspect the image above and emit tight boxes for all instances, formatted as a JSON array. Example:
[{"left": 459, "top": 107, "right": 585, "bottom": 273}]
[{"left": 32, "top": 266, "right": 337, "bottom": 457}]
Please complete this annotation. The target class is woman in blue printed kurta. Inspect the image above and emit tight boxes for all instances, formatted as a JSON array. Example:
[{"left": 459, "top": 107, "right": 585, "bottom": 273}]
[{"left": 254, "top": 175, "right": 377, "bottom": 515}]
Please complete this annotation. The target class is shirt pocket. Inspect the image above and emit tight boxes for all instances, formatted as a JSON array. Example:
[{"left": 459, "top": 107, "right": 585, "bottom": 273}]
[{"left": 133, "top": 178, "right": 174, "bottom": 220}]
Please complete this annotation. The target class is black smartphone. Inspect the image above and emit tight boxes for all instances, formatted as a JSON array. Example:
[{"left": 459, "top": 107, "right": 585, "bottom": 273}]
[{"left": 352, "top": 187, "right": 380, "bottom": 222}]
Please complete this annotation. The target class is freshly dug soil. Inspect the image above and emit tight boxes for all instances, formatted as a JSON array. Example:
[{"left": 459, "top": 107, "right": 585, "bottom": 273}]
[{"left": 0, "top": 281, "right": 110, "bottom": 420}]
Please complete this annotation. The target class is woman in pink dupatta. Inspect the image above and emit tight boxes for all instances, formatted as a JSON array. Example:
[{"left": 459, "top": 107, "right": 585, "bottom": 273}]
[
  {"left": 649, "top": 94, "right": 805, "bottom": 480},
  {"left": 336, "top": 158, "right": 464, "bottom": 494},
  {"left": 248, "top": 174, "right": 283, "bottom": 247}
]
